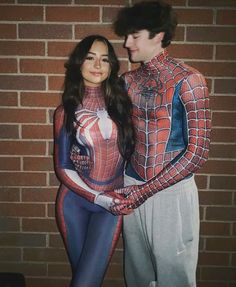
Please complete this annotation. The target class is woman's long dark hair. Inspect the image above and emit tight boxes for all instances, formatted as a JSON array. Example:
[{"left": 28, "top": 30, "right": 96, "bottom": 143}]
[{"left": 62, "top": 34, "right": 135, "bottom": 160}]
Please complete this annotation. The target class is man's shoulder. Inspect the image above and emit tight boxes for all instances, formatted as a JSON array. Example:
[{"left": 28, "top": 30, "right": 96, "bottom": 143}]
[{"left": 168, "top": 56, "right": 203, "bottom": 78}]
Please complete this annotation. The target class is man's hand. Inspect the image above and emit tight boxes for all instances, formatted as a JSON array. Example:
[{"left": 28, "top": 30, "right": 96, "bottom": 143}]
[
  {"left": 95, "top": 191, "right": 134, "bottom": 215},
  {"left": 113, "top": 185, "right": 151, "bottom": 211},
  {"left": 70, "top": 144, "right": 93, "bottom": 172}
]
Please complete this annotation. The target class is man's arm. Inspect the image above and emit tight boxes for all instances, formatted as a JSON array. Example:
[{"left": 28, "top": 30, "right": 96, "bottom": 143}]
[{"left": 112, "top": 72, "right": 211, "bottom": 213}]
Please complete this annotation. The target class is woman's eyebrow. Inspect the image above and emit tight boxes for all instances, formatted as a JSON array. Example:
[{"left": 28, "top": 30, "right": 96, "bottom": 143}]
[{"left": 87, "top": 51, "right": 108, "bottom": 57}]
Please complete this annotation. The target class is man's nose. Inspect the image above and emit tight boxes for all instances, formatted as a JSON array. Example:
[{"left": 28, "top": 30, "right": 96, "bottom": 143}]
[{"left": 125, "top": 35, "right": 133, "bottom": 48}]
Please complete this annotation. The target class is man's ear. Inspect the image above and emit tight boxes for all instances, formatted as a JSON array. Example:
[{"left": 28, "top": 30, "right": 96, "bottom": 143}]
[{"left": 154, "top": 32, "right": 164, "bottom": 43}]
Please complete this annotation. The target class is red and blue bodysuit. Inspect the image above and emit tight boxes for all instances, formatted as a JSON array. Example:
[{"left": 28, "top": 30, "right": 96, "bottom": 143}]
[
  {"left": 112, "top": 50, "right": 211, "bottom": 287},
  {"left": 54, "top": 86, "right": 123, "bottom": 287},
  {"left": 114, "top": 49, "right": 211, "bottom": 205}
]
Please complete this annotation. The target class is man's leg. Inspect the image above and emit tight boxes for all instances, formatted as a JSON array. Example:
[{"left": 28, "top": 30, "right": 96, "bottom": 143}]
[
  {"left": 151, "top": 176, "right": 199, "bottom": 287},
  {"left": 123, "top": 176, "right": 199, "bottom": 287}
]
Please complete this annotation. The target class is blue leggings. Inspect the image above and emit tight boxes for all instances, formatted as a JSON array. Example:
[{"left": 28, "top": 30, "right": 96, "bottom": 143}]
[{"left": 56, "top": 186, "right": 122, "bottom": 287}]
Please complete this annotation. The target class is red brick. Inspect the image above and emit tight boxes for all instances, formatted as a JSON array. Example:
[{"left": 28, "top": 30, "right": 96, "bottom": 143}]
[
  {"left": 76, "top": 0, "right": 125, "bottom": 4},
  {"left": 19, "top": 24, "right": 72, "bottom": 39},
  {"left": 22, "top": 218, "right": 58, "bottom": 232},
  {"left": 0, "top": 6, "right": 43, "bottom": 21},
  {"left": 25, "top": 278, "right": 69, "bottom": 287},
  {"left": 186, "top": 61, "right": 236, "bottom": 77},
  {"left": 194, "top": 175, "right": 208, "bottom": 189},
  {"left": 211, "top": 128, "right": 236, "bottom": 143},
  {"left": 200, "top": 222, "right": 231, "bottom": 236},
  {"left": 206, "top": 238, "right": 236, "bottom": 252},
  {"left": 20, "top": 59, "right": 65, "bottom": 74},
  {"left": 0, "top": 125, "right": 19, "bottom": 139},
  {"left": 47, "top": 202, "right": 56, "bottom": 218},
  {"left": 0, "top": 187, "right": 20, "bottom": 202},
  {"left": 212, "top": 112, "right": 236, "bottom": 127},
  {"left": 0, "top": 108, "right": 46, "bottom": 123},
  {"left": 216, "top": 45, "right": 236, "bottom": 61},
  {"left": 198, "top": 252, "right": 230, "bottom": 266},
  {"left": 0, "top": 262, "right": 47, "bottom": 276},
  {"left": 49, "top": 172, "right": 60, "bottom": 187},
  {"left": 217, "top": 10, "right": 236, "bottom": 25},
  {"left": 209, "top": 144, "right": 236, "bottom": 159},
  {"left": 189, "top": 0, "right": 236, "bottom": 7},
  {"left": 0, "top": 92, "right": 18, "bottom": 106},
  {"left": 22, "top": 187, "right": 57, "bottom": 203},
  {"left": 168, "top": 44, "right": 213, "bottom": 60},
  {"left": 0, "top": 59, "right": 17, "bottom": 73},
  {"left": 187, "top": 27, "right": 236, "bottom": 43},
  {"left": 206, "top": 207, "right": 236, "bottom": 221},
  {"left": 0, "top": 41, "right": 45, "bottom": 56},
  {"left": 210, "top": 176, "right": 236, "bottom": 190},
  {"left": 0, "top": 141, "right": 46, "bottom": 155},
  {"left": 210, "top": 96, "right": 236, "bottom": 111},
  {"left": 215, "top": 79, "right": 236, "bottom": 94},
  {"left": 0, "top": 217, "right": 20, "bottom": 231},
  {"left": 23, "top": 247, "right": 68, "bottom": 262},
  {"left": 0, "top": 202, "right": 45, "bottom": 217},
  {"left": 0, "top": 233, "right": 46, "bottom": 247},
  {"left": 48, "top": 263, "right": 71, "bottom": 277},
  {"left": 173, "top": 26, "right": 185, "bottom": 42},
  {"left": 22, "top": 125, "right": 53, "bottom": 139},
  {"left": 49, "top": 234, "right": 64, "bottom": 248},
  {"left": 75, "top": 24, "right": 118, "bottom": 40},
  {"left": 0, "top": 24, "right": 16, "bottom": 39},
  {"left": 201, "top": 266, "right": 236, "bottom": 281},
  {"left": 199, "top": 190, "right": 233, "bottom": 205},
  {"left": 48, "top": 41, "right": 75, "bottom": 57},
  {"left": 19, "top": 0, "right": 71, "bottom": 3},
  {"left": 0, "top": 248, "right": 21, "bottom": 261},
  {"left": 46, "top": 6, "right": 99, "bottom": 22},
  {"left": 0, "top": 172, "right": 46, "bottom": 186},
  {"left": 106, "top": 263, "right": 123, "bottom": 278},
  {"left": 200, "top": 160, "right": 236, "bottom": 174},
  {"left": 23, "top": 157, "right": 53, "bottom": 171},
  {"left": 0, "top": 75, "right": 46, "bottom": 90},
  {"left": 21, "top": 92, "right": 60, "bottom": 107},
  {"left": 176, "top": 8, "right": 213, "bottom": 24},
  {"left": 0, "top": 157, "right": 21, "bottom": 170},
  {"left": 102, "top": 7, "right": 121, "bottom": 23},
  {"left": 48, "top": 75, "right": 64, "bottom": 91}
]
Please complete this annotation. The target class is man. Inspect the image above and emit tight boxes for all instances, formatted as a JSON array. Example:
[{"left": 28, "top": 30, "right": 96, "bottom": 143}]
[{"left": 110, "top": 1, "right": 211, "bottom": 286}]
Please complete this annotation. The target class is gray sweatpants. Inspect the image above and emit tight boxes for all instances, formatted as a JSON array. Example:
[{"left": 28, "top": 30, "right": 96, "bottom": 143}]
[{"left": 123, "top": 175, "right": 199, "bottom": 287}]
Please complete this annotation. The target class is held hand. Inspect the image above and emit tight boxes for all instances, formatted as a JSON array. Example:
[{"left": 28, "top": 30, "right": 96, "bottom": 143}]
[
  {"left": 94, "top": 191, "right": 134, "bottom": 215},
  {"left": 70, "top": 144, "right": 93, "bottom": 172},
  {"left": 114, "top": 185, "right": 149, "bottom": 210}
]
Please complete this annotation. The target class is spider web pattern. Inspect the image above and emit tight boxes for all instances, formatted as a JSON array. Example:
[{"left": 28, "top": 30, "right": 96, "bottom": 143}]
[
  {"left": 74, "top": 87, "right": 124, "bottom": 191},
  {"left": 123, "top": 50, "right": 211, "bottom": 196}
]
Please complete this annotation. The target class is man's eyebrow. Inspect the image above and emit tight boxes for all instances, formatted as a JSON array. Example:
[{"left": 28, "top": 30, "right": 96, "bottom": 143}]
[{"left": 87, "top": 51, "right": 109, "bottom": 57}]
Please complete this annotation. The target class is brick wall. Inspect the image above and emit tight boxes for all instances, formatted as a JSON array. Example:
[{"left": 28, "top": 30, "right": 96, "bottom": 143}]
[{"left": 0, "top": 0, "right": 235, "bottom": 286}]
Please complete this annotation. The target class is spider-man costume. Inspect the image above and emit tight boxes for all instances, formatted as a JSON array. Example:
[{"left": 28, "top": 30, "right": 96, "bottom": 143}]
[
  {"left": 113, "top": 49, "right": 211, "bottom": 209},
  {"left": 54, "top": 86, "right": 123, "bottom": 287},
  {"left": 112, "top": 50, "right": 211, "bottom": 287}
]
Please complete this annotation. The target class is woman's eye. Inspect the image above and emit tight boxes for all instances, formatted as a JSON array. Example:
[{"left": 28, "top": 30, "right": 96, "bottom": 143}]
[
  {"left": 85, "top": 56, "right": 94, "bottom": 60},
  {"left": 102, "top": 58, "right": 109, "bottom": 63}
]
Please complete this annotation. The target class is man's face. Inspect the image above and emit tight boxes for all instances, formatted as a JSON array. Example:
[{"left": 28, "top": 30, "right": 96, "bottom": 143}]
[{"left": 124, "top": 29, "right": 164, "bottom": 63}]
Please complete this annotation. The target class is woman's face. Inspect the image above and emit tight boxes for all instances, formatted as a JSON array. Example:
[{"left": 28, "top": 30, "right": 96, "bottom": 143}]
[{"left": 81, "top": 40, "right": 111, "bottom": 87}]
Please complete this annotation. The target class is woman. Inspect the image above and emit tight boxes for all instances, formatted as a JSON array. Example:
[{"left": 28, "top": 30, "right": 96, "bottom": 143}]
[{"left": 53, "top": 35, "right": 135, "bottom": 287}]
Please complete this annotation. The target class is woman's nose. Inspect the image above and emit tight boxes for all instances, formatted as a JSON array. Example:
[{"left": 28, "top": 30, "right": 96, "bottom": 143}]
[{"left": 94, "top": 58, "right": 101, "bottom": 68}]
